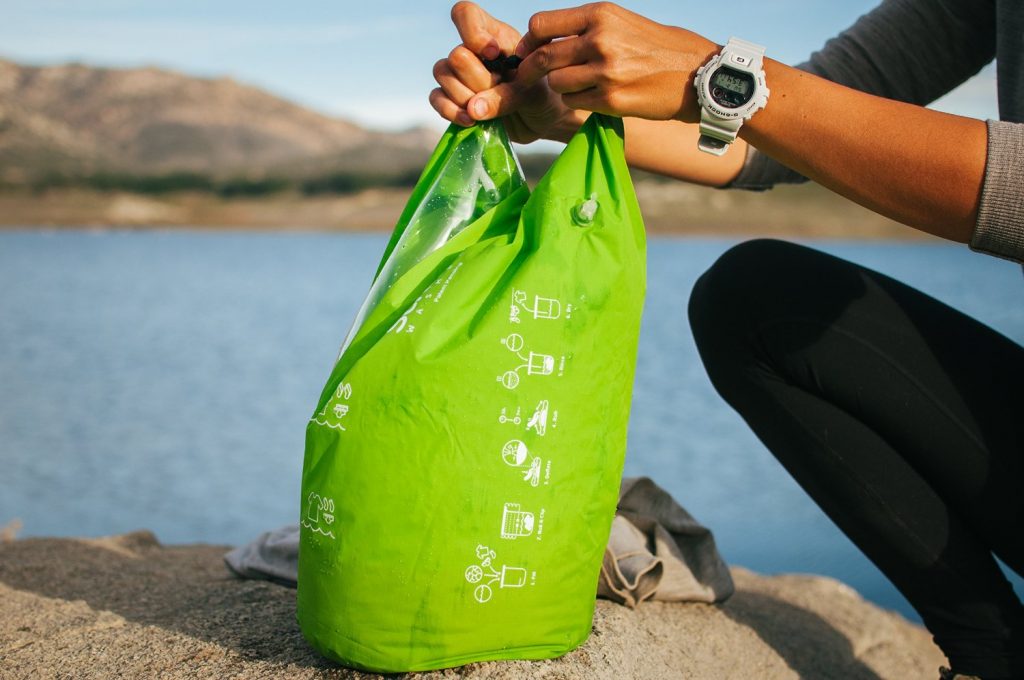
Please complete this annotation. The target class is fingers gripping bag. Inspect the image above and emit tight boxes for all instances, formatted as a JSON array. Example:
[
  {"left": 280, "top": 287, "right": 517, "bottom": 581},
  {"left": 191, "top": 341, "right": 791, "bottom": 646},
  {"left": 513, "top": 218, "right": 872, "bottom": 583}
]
[{"left": 298, "top": 113, "right": 646, "bottom": 672}]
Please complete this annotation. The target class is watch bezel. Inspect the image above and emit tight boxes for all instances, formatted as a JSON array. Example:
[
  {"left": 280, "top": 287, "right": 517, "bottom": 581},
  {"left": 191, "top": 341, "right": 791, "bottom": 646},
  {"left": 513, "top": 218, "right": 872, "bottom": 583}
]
[
  {"left": 708, "top": 65, "right": 756, "bottom": 109},
  {"left": 695, "top": 53, "right": 767, "bottom": 122}
]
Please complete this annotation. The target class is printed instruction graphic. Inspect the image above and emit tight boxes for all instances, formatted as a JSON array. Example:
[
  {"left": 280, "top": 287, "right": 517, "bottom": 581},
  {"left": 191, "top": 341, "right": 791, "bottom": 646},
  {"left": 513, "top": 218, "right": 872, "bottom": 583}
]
[
  {"left": 388, "top": 261, "right": 463, "bottom": 336},
  {"left": 501, "top": 439, "right": 547, "bottom": 486},
  {"left": 509, "top": 289, "right": 572, "bottom": 324},
  {"left": 302, "top": 492, "right": 336, "bottom": 539},
  {"left": 497, "top": 333, "right": 565, "bottom": 390},
  {"left": 498, "top": 401, "right": 559, "bottom": 438},
  {"left": 498, "top": 406, "right": 522, "bottom": 425},
  {"left": 526, "top": 399, "right": 556, "bottom": 436},
  {"left": 311, "top": 382, "right": 353, "bottom": 431},
  {"left": 389, "top": 294, "right": 423, "bottom": 335},
  {"left": 500, "top": 502, "right": 537, "bottom": 539},
  {"left": 465, "top": 545, "right": 534, "bottom": 604}
]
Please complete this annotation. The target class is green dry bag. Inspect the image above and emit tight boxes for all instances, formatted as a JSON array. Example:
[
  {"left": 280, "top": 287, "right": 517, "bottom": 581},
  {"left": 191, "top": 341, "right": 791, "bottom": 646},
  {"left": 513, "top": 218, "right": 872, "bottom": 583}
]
[{"left": 298, "top": 113, "right": 646, "bottom": 672}]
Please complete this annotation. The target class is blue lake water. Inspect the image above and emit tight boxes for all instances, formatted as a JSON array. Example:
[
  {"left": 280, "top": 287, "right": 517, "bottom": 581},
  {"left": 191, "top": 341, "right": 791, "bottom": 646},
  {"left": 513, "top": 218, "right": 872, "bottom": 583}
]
[{"left": 1, "top": 229, "right": 1022, "bottom": 623}]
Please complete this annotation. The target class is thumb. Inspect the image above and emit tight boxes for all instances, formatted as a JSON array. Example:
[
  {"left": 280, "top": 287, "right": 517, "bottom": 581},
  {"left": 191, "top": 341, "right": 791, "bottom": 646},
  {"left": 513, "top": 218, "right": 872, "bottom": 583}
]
[
  {"left": 451, "top": 1, "right": 501, "bottom": 59},
  {"left": 467, "top": 82, "right": 527, "bottom": 121}
]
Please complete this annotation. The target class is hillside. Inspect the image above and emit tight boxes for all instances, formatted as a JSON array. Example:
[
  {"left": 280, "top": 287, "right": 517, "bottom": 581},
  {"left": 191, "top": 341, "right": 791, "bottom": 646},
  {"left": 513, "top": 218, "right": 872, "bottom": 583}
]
[
  {"left": 0, "top": 58, "right": 435, "bottom": 183},
  {"left": 0, "top": 58, "right": 925, "bottom": 239}
]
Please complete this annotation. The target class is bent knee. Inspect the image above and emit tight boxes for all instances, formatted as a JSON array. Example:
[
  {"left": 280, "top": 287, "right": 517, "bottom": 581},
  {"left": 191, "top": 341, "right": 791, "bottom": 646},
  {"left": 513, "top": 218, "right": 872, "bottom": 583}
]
[
  {"left": 688, "top": 239, "right": 796, "bottom": 343},
  {"left": 688, "top": 239, "right": 839, "bottom": 391},
  {"left": 688, "top": 238, "right": 850, "bottom": 337}
]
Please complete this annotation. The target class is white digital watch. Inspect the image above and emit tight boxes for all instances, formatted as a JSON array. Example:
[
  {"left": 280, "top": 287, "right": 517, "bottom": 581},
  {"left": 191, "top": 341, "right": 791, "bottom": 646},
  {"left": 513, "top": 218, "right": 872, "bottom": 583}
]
[{"left": 694, "top": 37, "right": 770, "bottom": 156}]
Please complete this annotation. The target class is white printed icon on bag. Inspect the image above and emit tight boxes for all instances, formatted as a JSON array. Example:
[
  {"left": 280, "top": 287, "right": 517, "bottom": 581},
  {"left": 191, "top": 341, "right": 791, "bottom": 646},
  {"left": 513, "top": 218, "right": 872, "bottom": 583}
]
[
  {"left": 302, "top": 492, "right": 336, "bottom": 539},
  {"left": 497, "top": 334, "right": 564, "bottom": 390},
  {"left": 465, "top": 545, "right": 534, "bottom": 604},
  {"left": 500, "top": 502, "right": 536, "bottom": 539},
  {"left": 498, "top": 406, "right": 522, "bottom": 425},
  {"left": 499, "top": 401, "right": 558, "bottom": 436},
  {"left": 311, "top": 382, "right": 353, "bottom": 431},
  {"left": 502, "top": 439, "right": 545, "bottom": 487},
  {"left": 389, "top": 295, "right": 423, "bottom": 335},
  {"left": 509, "top": 289, "right": 571, "bottom": 324},
  {"left": 526, "top": 400, "right": 551, "bottom": 436},
  {"left": 386, "top": 262, "right": 464, "bottom": 337}
]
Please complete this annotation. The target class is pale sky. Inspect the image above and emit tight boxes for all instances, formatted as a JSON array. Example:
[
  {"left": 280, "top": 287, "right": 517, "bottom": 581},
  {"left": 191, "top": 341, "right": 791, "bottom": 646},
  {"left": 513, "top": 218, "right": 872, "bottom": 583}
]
[{"left": 0, "top": 0, "right": 999, "bottom": 131}]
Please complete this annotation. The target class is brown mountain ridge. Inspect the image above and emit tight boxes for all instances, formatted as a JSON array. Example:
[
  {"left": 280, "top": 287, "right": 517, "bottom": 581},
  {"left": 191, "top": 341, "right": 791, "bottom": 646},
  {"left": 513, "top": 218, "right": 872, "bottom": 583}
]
[
  {"left": 0, "top": 58, "right": 923, "bottom": 240},
  {"left": 0, "top": 58, "right": 436, "bottom": 183}
]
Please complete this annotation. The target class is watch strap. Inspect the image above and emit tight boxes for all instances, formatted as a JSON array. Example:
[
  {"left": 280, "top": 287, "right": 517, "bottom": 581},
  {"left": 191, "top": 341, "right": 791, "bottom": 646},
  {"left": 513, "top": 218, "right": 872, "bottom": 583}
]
[
  {"left": 698, "top": 117, "right": 743, "bottom": 156},
  {"left": 697, "top": 37, "right": 767, "bottom": 155},
  {"left": 726, "top": 37, "right": 766, "bottom": 70}
]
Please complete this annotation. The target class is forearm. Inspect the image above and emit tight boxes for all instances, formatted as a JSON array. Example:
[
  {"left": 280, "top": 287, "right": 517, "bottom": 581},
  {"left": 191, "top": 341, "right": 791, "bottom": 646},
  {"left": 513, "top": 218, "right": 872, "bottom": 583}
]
[
  {"left": 740, "top": 60, "right": 987, "bottom": 242},
  {"left": 452, "top": 1, "right": 992, "bottom": 244},
  {"left": 622, "top": 118, "right": 745, "bottom": 187}
]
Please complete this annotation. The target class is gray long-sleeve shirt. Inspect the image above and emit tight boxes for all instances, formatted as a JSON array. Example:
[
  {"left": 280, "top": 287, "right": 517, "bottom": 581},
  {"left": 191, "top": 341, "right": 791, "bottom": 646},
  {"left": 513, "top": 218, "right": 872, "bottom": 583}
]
[{"left": 731, "top": 0, "right": 1024, "bottom": 263}]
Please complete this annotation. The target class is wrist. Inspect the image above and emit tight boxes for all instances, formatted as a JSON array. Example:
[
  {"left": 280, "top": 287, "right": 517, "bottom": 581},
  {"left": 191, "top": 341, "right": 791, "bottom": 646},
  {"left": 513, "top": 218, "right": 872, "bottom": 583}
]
[
  {"left": 674, "top": 37, "right": 721, "bottom": 125},
  {"left": 545, "top": 109, "right": 588, "bottom": 144}
]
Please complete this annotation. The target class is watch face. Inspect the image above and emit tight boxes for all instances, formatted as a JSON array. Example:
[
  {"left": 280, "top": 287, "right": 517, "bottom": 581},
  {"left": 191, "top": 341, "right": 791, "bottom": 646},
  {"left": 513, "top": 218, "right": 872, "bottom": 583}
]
[{"left": 709, "top": 65, "right": 755, "bottom": 109}]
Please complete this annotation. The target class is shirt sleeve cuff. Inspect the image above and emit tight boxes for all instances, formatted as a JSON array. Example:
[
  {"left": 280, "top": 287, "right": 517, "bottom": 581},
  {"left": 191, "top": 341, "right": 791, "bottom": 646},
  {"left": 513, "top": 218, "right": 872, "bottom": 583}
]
[
  {"left": 970, "top": 120, "right": 1024, "bottom": 263},
  {"left": 726, "top": 145, "right": 809, "bottom": 192}
]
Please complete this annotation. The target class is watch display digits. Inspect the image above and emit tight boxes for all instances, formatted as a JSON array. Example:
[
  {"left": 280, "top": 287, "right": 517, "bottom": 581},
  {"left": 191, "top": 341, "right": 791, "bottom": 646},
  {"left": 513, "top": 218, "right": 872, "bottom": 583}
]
[{"left": 694, "top": 37, "right": 770, "bottom": 156}]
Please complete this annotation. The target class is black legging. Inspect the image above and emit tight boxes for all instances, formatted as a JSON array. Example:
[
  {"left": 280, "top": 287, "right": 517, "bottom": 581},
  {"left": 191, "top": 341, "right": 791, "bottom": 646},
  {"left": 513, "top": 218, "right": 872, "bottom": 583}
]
[{"left": 688, "top": 239, "right": 1024, "bottom": 679}]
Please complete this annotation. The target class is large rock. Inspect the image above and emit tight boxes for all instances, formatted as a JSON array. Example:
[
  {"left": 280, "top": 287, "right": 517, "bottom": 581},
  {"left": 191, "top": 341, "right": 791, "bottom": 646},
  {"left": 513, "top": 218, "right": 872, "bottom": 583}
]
[{"left": 0, "top": 531, "right": 946, "bottom": 679}]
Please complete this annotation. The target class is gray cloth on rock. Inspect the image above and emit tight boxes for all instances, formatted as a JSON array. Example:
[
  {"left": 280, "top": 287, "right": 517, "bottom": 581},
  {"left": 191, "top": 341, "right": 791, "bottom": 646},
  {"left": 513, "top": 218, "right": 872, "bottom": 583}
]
[
  {"left": 597, "top": 477, "right": 734, "bottom": 608},
  {"left": 728, "top": 0, "right": 1024, "bottom": 264},
  {"left": 225, "top": 476, "right": 734, "bottom": 608},
  {"left": 224, "top": 525, "right": 299, "bottom": 587}
]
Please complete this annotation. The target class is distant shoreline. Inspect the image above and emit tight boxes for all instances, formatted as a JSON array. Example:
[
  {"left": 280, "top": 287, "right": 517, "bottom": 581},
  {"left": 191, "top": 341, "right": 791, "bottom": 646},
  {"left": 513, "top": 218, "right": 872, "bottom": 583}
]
[{"left": 0, "top": 183, "right": 936, "bottom": 240}]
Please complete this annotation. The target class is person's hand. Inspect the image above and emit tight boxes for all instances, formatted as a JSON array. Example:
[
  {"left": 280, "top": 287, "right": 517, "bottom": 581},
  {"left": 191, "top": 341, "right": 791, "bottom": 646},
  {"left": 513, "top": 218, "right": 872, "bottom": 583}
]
[
  {"left": 429, "top": 1, "right": 586, "bottom": 143},
  {"left": 509, "top": 2, "right": 719, "bottom": 123}
]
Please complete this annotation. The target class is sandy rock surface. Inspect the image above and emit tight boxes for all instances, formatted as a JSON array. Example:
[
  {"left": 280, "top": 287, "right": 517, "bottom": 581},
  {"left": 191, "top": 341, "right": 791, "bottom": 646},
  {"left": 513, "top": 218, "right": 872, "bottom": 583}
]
[{"left": 0, "top": 531, "right": 946, "bottom": 679}]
